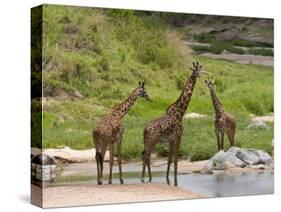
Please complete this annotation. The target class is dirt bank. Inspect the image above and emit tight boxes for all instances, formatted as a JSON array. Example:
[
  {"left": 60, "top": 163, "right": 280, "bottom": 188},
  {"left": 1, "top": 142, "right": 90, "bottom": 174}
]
[
  {"left": 38, "top": 183, "right": 204, "bottom": 208},
  {"left": 200, "top": 52, "right": 273, "bottom": 66}
]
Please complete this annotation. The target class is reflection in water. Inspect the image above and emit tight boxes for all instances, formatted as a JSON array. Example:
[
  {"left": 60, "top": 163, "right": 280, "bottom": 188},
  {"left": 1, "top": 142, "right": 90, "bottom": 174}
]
[{"left": 123, "top": 172, "right": 273, "bottom": 198}]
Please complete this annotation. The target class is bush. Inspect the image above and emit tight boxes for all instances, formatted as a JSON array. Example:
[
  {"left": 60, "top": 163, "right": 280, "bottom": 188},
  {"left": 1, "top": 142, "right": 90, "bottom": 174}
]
[
  {"left": 191, "top": 45, "right": 210, "bottom": 52},
  {"left": 193, "top": 33, "right": 216, "bottom": 43},
  {"left": 226, "top": 46, "right": 245, "bottom": 54},
  {"left": 249, "top": 48, "right": 273, "bottom": 56},
  {"left": 232, "top": 39, "right": 273, "bottom": 48}
]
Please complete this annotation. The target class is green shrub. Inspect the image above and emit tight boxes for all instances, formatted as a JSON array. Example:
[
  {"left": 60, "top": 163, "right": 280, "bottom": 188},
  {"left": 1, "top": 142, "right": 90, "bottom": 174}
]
[
  {"left": 232, "top": 39, "right": 273, "bottom": 48},
  {"left": 249, "top": 48, "right": 273, "bottom": 56},
  {"left": 191, "top": 45, "right": 210, "bottom": 52},
  {"left": 193, "top": 33, "right": 216, "bottom": 43},
  {"left": 226, "top": 46, "right": 245, "bottom": 54}
]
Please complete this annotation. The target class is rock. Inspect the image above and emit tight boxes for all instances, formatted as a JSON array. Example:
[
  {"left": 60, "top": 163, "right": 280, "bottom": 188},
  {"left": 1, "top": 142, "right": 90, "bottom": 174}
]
[
  {"left": 250, "top": 149, "right": 273, "bottom": 166},
  {"left": 72, "top": 90, "right": 84, "bottom": 99},
  {"left": 43, "top": 147, "right": 110, "bottom": 163},
  {"left": 203, "top": 147, "right": 273, "bottom": 173},
  {"left": 247, "top": 120, "right": 269, "bottom": 129},
  {"left": 224, "top": 150, "right": 246, "bottom": 167},
  {"left": 251, "top": 115, "right": 274, "bottom": 123},
  {"left": 202, "top": 150, "right": 226, "bottom": 173},
  {"left": 236, "top": 149, "right": 261, "bottom": 165},
  {"left": 31, "top": 154, "right": 57, "bottom": 165},
  {"left": 31, "top": 154, "right": 57, "bottom": 182},
  {"left": 184, "top": 113, "right": 207, "bottom": 119},
  {"left": 246, "top": 164, "right": 266, "bottom": 170}
]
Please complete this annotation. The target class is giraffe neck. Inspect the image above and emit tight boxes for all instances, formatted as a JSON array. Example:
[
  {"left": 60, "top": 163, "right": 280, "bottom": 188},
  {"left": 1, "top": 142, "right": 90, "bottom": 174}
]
[
  {"left": 209, "top": 86, "right": 224, "bottom": 118},
  {"left": 166, "top": 74, "right": 197, "bottom": 121},
  {"left": 111, "top": 88, "right": 139, "bottom": 119}
]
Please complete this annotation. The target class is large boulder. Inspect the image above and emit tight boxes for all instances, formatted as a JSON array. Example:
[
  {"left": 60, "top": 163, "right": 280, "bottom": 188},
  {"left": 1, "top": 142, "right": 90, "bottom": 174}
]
[
  {"left": 202, "top": 147, "right": 273, "bottom": 174},
  {"left": 31, "top": 154, "right": 57, "bottom": 182}
]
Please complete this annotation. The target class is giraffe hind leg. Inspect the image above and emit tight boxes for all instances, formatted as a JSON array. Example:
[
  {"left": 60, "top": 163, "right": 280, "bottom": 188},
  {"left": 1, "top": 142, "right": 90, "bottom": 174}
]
[
  {"left": 141, "top": 150, "right": 146, "bottom": 183},
  {"left": 226, "top": 128, "right": 235, "bottom": 147}
]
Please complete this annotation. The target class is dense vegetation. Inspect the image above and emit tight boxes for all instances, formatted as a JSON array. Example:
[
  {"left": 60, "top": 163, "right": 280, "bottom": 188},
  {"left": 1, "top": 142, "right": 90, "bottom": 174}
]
[{"left": 32, "top": 5, "right": 274, "bottom": 161}]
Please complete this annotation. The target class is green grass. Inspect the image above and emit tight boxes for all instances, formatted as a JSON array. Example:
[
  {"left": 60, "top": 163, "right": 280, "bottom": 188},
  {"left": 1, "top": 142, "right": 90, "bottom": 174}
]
[
  {"left": 32, "top": 5, "right": 274, "bottom": 162},
  {"left": 40, "top": 55, "right": 273, "bottom": 161}
]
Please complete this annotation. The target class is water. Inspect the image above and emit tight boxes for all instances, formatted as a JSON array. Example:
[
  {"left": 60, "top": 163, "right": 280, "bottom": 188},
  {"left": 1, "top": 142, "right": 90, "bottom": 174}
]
[
  {"left": 108, "top": 172, "right": 274, "bottom": 198},
  {"left": 53, "top": 161, "right": 274, "bottom": 198}
]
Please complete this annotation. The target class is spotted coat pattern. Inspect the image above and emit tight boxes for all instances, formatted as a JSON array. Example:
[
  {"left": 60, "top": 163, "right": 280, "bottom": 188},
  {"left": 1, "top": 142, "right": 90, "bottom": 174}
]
[
  {"left": 205, "top": 79, "right": 236, "bottom": 151},
  {"left": 93, "top": 82, "right": 149, "bottom": 185},
  {"left": 141, "top": 62, "right": 202, "bottom": 186}
]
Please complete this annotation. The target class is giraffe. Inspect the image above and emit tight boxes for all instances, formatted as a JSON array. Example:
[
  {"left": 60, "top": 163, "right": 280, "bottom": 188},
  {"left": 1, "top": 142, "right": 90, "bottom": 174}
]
[
  {"left": 205, "top": 78, "right": 236, "bottom": 151},
  {"left": 93, "top": 82, "right": 150, "bottom": 185},
  {"left": 141, "top": 62, "right": 203, "bottom": 186}
]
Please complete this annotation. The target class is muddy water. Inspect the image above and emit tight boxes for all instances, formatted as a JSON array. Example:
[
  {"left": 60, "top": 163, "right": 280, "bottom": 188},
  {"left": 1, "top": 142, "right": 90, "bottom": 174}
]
[{"left": 53, "top": 161, "right": 274, "bottom": 198}]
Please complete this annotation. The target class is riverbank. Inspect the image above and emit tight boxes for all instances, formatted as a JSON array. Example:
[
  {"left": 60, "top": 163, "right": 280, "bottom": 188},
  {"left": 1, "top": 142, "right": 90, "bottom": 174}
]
[{"left": 35, "top": 183, "right": 204, "bottom": 208}]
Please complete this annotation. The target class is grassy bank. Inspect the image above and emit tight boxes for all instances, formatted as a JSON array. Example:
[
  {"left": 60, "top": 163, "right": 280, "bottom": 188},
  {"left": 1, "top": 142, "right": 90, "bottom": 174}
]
[
  {"left": 32, "top": 5, "right": 274, "bottom": 161},
  {"left": 41, "top": 55, "right": 274, "bottom": 161}
]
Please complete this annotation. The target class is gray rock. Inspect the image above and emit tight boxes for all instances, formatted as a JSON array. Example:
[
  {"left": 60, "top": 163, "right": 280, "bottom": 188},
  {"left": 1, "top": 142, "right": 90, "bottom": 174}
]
[
  {"left": 236, "top": 149, "right": 261, "bottom": 165},
  {"left": 203, "top": 147, "right": 273, "bottom": 173},
  {"left": 202, "top": 150, "right": 225, "bottom": 173},
  {"left": 250, "top": 149, "right": 273, "bottom": 166},
  {"left": 247, "top": 121, "right": 269, "bottom": 129},
  {"left": 31, "top": 154, "right": 57, "bottom": 181},
  {"left": 224, "top": 151, "right": 246, "bottom": 167}
]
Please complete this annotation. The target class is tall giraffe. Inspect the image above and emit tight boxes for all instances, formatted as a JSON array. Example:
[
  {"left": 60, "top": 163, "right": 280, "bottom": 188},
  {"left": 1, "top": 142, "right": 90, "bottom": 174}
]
[
  {"left": 205, "top": 78, "right": 236, "bottom": 151},
  {"left": 141, "top": 62, "right": 203, "bottom": 186},
  {"left": 93, "top": 82, "right": 150, "bottom": 185}
]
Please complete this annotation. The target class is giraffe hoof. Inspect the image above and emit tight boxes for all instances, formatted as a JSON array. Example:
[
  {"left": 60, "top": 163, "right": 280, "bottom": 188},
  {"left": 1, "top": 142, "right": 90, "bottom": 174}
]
[
  {"left": 120, "top": 179, "right": 124, "bottom": 184},
  {"left": 97, "top": 181, "right": 103, "bottom": 185},
  {"left": 108, "top": 181, "right": 112, "bottom": 184},
  {"left": 141, "top": 178, "right": 145, "bottom": 183}
]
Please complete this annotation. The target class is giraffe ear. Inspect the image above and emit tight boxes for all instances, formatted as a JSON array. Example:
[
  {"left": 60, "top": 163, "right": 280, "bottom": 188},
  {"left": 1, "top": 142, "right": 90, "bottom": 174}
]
[
  {"left": 139, "top": 81, "right": 141, "bottom": 86},
  {"left": 142, "top": 82, "right": 145, "bottom": 87}
]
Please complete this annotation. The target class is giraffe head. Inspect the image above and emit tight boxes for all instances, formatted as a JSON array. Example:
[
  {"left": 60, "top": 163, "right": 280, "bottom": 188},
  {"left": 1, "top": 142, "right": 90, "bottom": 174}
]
[
  {"left": 204, "top": 77, "right": 215, "bottom": 89},
  {"left": 190, "top": 62, "right": 203, "bottom": 78},
  {"left": 137, "top": 81, "right": 150, "bottom": 101}
]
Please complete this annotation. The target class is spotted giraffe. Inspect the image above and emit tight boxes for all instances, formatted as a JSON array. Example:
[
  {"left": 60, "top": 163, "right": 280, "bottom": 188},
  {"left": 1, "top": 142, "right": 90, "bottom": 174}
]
[
  {"left": 205, "top": 78, "right": 236, "bottom": 151},
  {"left": 93, "top": 82, "right": 150, "bottom": 185},
  {"left": 141, "top": 62, "right": 203, "bottom": 186}
]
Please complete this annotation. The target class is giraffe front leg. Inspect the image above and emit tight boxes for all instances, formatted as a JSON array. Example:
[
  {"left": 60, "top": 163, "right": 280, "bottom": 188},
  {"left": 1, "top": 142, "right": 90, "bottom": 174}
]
[
  {"left": 108, "top": 143, "right": 114, "bottom": 184},
  {"left": 95, "top": 152, "right": 102, "bottom": 185},
  {"left": 147, "top": 157, "right": 152, "bottom": 182},
  {"left": 173, "top": 136, "right": 182, "bottom": 187},
  {"left": 220, "top": 132, "right": 225, "bottom": 151},
  {"left": 215, "top": 129, "right": 220, "bottom": 151},
  {"left": 117, "top": 141, "right": 124, "bottom": 184},
  {"left": 166, "top": 142, "right": 173, "bottom": 185}
]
